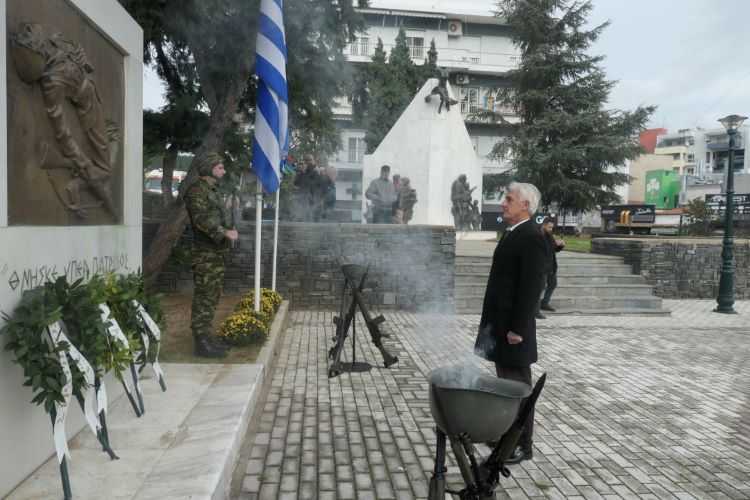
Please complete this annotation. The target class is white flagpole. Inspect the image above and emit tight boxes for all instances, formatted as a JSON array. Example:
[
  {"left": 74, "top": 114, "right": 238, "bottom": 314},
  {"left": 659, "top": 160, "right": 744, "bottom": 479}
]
[
  {"left": 254, "top": 179, "right": 263, "bottom": 312},
  {"left": 272, "top": 189, "right": 280, "bottom": 291}
]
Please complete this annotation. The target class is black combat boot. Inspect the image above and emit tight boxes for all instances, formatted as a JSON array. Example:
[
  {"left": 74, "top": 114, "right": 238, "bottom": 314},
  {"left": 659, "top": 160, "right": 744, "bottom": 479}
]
[{"left": 194, "top": 336, "right": 228, "bottom": 358}]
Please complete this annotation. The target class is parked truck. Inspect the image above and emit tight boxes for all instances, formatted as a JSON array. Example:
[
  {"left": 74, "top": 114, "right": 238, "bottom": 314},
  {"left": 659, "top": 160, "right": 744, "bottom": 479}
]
[{"left": 600, "top": 204, "right": 656, "bottom": 234}]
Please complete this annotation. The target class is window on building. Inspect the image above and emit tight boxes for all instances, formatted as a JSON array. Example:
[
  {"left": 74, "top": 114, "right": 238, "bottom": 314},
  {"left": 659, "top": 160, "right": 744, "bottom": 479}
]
[
  {"left": 706, "top": 152, "right": 711, "bottom": 162},
  {"left": 349, "top": 36, "right": 369, "bottom": 56},
  {"left": 672, "top": 153, "right": 680, "bottom": 160},
  {"left": 687, "top": 153, "right": 695, "bottom": 162},
  {"left": 460, "top": 87, "right": 480, "bottom": 114},
  {"left": 347, "top": 137, "right": 365, "bottom": 163},
  {"left": 406, "top": 36, "right": 424, "bottom": 59}
]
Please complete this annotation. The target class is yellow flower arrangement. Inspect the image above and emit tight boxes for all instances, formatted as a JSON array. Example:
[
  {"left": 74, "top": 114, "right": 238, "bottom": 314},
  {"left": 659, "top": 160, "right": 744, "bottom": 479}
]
[{"left": 218, "top": 289, "right": 283, "bottom": 345}]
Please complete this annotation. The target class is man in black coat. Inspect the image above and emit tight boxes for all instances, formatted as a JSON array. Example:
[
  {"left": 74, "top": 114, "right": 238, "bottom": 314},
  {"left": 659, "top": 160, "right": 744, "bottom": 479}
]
[
  {"left": 474, "top": 181, "right": 547, "bottom": 464},
  {"left": 538, "top": 217, "right": 565, "bottom": 316}
]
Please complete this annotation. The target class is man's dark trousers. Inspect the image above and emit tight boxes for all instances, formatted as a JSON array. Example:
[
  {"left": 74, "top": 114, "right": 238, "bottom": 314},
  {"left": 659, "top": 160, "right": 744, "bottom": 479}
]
[
  {"left": 495, "top": 364, "right": 533, "bottom": 450},
  {"left": 373, "top": 207, "right": 391, "bottom": 223},
  {"left": 540, "top": 272, "right": 557, "bottom": 307}
]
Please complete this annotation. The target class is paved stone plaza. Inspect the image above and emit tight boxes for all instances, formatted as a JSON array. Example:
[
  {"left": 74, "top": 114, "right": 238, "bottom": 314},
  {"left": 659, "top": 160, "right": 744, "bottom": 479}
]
[{"left": 236, "top": 300, "right": 750, "bottom": 500}]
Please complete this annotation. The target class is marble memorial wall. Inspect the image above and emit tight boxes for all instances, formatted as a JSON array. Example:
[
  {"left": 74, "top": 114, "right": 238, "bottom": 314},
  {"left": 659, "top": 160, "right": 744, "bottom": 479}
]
[{"left": 0, "top": 0, "right": 143, "bottom": 496}]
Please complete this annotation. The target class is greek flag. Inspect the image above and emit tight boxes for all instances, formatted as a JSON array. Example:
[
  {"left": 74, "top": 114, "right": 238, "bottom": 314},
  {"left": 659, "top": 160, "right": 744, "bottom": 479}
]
[{"left": 252, "top": 0, "right": 288, "bottom": 193}]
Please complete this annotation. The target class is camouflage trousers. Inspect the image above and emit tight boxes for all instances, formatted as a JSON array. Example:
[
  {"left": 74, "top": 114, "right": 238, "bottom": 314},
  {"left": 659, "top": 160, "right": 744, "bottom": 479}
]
[{"left": 191, "top": 249, "right": 226, "bottom": 340}]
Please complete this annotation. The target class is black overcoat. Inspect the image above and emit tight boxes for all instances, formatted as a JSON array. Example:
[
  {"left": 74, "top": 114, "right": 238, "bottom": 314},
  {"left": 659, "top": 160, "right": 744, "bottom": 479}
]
[{"left": 474, "top": 219, "right": 547, "bottom": 367}]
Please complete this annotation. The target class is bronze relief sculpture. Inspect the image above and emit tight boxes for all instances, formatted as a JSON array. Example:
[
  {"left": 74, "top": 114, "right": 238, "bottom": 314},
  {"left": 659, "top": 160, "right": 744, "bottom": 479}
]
[{"left": 7, "top": 19, "right": 123, "bottom": 223}]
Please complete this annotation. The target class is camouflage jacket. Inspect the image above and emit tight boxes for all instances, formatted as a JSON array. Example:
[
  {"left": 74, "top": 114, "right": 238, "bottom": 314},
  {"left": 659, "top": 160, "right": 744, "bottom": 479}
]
[{"left": 185, "top": 177, "right": 230, "bottom": 251}]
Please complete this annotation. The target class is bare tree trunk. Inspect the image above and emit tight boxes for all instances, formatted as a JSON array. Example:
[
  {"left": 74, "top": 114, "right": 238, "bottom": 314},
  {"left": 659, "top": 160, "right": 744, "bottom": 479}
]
[
  {"left": 161, "top": 144, "right": 178, "bottom": 206},
  {"left": 143, "top": 88, "right": 243, "bottom": 288}
]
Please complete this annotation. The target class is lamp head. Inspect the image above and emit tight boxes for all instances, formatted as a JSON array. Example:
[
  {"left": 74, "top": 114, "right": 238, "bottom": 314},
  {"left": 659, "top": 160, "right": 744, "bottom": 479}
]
[{"left": 718, "top": 114, "right": 748, "bottom": 132}]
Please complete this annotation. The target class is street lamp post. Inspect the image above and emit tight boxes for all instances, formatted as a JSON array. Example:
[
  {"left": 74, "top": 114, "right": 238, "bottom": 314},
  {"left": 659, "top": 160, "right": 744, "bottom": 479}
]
[{"left": 715, "top": 114, "right": 747, "bottom": 314}]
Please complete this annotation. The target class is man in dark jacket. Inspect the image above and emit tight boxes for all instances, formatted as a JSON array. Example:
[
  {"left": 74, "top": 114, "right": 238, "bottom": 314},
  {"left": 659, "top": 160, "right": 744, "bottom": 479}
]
[
  {"left": 294, "top": 154, "right": 323, "bottom": 221},
  {"left": 184, "top": 153, "right": 238, "bottom": 358},
  {"left": 474, "top": 181, "right": 546, "bottom": 464},
  {"left": 538, "top": 217, "right": 565, "bottom": 316}
]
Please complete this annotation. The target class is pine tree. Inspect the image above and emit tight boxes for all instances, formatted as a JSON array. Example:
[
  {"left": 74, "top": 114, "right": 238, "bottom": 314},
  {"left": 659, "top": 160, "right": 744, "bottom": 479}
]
[
  {"left": 491, "top": 0, "right": 654, "bottom": 214},
  {"left": 358, "top": 30, "right": 436, "bottom": 153}
]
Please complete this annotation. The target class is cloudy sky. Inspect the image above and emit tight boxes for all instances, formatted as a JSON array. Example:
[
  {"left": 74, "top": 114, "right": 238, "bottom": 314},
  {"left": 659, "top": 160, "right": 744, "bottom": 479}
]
[{"left": 144, "top": 0, "right": 750, "bottom": 132}]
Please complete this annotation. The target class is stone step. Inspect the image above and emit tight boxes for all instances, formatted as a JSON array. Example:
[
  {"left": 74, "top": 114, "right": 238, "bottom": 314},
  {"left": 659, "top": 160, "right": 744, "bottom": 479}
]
[
  {"left": 456, "top": 263, "right": 635, "bottom": 275},
  {"left": 554, "top": 284, "right": 654, "bottom": 297},
  {"left": 454, "top": 284, "right": 654, "bottom": 300},
  {"left": 544, "top": 308, "right": 671, "bottom": 316},
  {"left": 547, "top": 295, "right": 663, "bottom": 310},
  {"left": 454, "top": 272, "right": 647, "bottom": 286},
  {"left": 455, "top": 264, "right": 493, "bottom": 274},
  {"left": 455, "top": 295, "right": 663, "bottom": 313},
  {"left": 454, "top": 305, "right": 670, "bottom": 316},
  {"left": 556, "top": 263, "right": 633, "bottom": 275},
  {"left": 558, "top": 252, "right": 623, "bottom": 261},
  {"left": 557, "top": 274, "right": 647, "bottom": 285},
  {"left": 455, "top": 253, "right": 624, "bottom": 264}
]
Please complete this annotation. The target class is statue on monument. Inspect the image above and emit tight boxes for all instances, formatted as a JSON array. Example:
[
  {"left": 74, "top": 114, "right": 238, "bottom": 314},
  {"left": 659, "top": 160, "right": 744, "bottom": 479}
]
[
  {"left": 470, "top": 200, "right": 482, "bottom": 231},
  {"left": 451, "top": 174, "right": 477, "bottom": 231},
  {"left": 10, "top": 23, "right": 119, "bottom": 219},
  {"left": 424, "top": 67, "right": 459, "bottom": 114}
]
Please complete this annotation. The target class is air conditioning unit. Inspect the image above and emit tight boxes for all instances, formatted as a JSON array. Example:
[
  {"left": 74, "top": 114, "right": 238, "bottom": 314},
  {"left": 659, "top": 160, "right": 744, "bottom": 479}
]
[
  {"left": 447, "top": 20, "right": 463, "bottom": 37},
  {"left": 455, "top": 73, "right": 470, "bottom": 85}
]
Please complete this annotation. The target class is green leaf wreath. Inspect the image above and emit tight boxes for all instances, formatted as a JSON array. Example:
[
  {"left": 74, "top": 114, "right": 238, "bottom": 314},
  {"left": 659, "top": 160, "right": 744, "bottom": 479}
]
[{"left": 1, "top": 285, "right": 87, "bottom": 414}]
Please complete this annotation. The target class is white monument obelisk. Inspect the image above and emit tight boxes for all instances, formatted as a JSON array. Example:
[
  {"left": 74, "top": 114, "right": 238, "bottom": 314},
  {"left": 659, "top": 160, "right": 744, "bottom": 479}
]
[{"left": 362, "top": 78, "right": 482, "bottom": 226}]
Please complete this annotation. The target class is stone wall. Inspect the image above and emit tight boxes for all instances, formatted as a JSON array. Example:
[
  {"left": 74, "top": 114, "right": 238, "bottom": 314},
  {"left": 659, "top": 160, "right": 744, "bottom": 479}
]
[
  {"left": 151, "top": 222, "right": 456, "bottom": 311},
  {"left": 593, "top": 237, "right": 750, "bottom": 299}
]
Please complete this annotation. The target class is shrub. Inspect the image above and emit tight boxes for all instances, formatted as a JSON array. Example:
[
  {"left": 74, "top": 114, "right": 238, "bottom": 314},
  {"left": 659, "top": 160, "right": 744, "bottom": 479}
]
[{"left": 218, "top": 289, "right": 283, "bottom": 345}]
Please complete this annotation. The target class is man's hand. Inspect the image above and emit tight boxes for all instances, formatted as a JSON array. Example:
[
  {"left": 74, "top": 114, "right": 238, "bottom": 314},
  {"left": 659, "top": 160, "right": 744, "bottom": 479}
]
[
  {"left": 224, "top": 229, "right": 239, "bottom": 241},
  {"left": 507, "top": 331, "right": 523, "bottom": 344}
]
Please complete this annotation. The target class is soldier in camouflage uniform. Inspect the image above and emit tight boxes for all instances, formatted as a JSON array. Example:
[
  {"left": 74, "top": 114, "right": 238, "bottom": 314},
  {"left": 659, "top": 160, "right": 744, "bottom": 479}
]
[{"left": 184, "top": 153, "right": 238, "bottom": 358}]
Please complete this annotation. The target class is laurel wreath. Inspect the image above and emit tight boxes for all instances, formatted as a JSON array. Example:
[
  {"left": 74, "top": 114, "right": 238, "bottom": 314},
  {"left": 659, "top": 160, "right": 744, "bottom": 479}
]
[
  {"left": 103, "top": 272, "right": 164, "bottom": 365},
  {"left": 1, "top": 284, "right": 86, "bottom": 414},
  {"left": 1, "top": 272, "right": 165, "bottom": 414}
]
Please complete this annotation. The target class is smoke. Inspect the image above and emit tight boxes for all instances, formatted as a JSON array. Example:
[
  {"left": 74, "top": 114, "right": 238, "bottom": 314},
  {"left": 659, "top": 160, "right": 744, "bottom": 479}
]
[
  {"left": 430, "top": 363, "right": 486, "bottom": 391},
  {"left": 473, "top": 323, "right": 496, "bottom": 360}
]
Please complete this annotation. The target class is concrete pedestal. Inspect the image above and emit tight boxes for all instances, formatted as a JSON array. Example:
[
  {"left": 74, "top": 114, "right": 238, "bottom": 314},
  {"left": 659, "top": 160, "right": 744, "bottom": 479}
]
[
  {"left": 0, "top": 1, "right": 143, "bottom": 495},
  {"left": 362, "top": 79, "right": 482, "bottom": 226}
]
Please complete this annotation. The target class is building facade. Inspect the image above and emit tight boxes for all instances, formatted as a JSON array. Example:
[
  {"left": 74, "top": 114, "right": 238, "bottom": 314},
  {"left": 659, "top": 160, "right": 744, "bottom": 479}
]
[
  {"left": 329, "top": 7, "right": 519, "bottom": 222},
  {"left": 654, "top": 126, "right": 750, "bottom": 177}
]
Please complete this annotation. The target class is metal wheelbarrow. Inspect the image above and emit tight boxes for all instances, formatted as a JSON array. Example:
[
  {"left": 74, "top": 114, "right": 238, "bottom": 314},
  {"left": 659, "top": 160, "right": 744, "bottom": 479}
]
[{"left": 427, "top": 365, "right": 547, "bottom": 500}]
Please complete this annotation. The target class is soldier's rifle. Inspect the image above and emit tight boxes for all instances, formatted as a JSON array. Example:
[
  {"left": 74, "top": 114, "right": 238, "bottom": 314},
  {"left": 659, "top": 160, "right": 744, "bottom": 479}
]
[
  {"left": 328, "top": 271, "right": 366, "bottom": 378},
  {"left": 349, "top": 285, "right": 398, "bottom": 369},
  {"left": 328, "top": 265, "right": 399, "bottom": 378}
]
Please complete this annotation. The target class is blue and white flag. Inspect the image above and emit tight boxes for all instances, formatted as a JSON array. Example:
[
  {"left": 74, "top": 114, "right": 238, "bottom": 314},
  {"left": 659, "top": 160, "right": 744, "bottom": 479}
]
[{"left": 252, "top": 0, "right": 288, "bottom": 194}]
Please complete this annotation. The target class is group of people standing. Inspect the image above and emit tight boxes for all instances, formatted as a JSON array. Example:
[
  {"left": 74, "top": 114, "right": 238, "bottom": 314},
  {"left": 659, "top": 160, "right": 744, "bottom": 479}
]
[
  {"left": 365, "top": 164, "right": 418, "bottom": 224},
  {"left": 183, "top": 155, "right": 555, "bottom": 470}
]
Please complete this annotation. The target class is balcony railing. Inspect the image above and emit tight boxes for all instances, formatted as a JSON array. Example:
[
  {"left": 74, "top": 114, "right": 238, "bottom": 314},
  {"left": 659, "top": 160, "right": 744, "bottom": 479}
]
[{"left": 343, "top": 42, "right": 519, "bottom": 71}]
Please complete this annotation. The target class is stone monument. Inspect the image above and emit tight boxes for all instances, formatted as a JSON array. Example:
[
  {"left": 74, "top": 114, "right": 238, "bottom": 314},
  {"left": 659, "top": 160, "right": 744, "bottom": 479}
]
[
  {"left": 0, "top": 0, "right": 143, "bottom": 496},
  {"left": 362, "top": 78, "right": 482, "bottom": 226}
]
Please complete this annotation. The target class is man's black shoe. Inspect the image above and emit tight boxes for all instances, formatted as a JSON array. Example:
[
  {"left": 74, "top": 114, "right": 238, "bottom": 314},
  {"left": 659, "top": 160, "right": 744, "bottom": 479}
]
[
  {"left": 505, "top": 446, "right": 533, "bottom": 465},
  {"left": 535, "top": 313, "right": 546, "bottom": 319},
  {"left": 540, "top": 304, "right": 556, "bottom": 312},
  {"left": 194, "top": 337, "right": 228, "bottom": 358}
]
